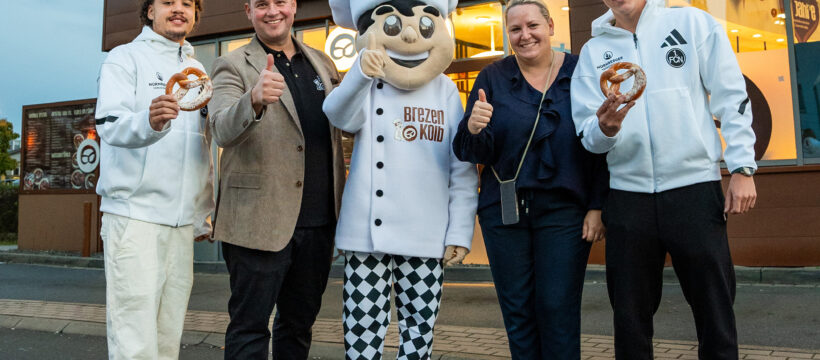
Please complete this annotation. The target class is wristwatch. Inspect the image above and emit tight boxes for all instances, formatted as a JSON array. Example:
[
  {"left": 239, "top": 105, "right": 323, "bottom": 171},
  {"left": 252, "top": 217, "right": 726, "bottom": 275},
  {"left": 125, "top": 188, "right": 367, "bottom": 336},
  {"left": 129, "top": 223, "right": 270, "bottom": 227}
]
[{"left": 731, "top": 166, "right": 755, "bottom": 177}]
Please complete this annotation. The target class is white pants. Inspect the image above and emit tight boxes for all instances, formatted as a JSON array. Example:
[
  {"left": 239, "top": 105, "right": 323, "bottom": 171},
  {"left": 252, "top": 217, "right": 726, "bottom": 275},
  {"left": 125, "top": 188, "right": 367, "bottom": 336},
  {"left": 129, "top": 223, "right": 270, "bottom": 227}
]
[{"left": 101, "top": 213, "right": 194, "bottom": 360}]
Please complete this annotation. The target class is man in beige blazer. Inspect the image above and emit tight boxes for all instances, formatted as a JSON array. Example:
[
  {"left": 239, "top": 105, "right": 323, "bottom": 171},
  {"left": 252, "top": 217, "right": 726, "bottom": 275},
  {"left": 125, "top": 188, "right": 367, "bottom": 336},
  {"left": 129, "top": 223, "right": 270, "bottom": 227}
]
[{"left": 208, "top": 0, "right": 344, "bottom": 359}]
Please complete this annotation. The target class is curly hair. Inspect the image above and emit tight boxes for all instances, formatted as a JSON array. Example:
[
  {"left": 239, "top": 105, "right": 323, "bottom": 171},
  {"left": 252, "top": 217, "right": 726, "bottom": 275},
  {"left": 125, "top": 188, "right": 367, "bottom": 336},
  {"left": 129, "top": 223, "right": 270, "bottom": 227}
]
[{"left": 139, "top": 0, "right": 204, "bottom": 28}]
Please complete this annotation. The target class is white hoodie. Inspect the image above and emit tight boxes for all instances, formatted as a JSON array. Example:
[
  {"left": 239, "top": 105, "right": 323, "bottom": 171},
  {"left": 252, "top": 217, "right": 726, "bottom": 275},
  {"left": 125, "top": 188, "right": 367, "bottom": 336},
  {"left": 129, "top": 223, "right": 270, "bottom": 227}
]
[
  {"left": 571, "top": 0, "right": 757, "bottom": 193},
  {"left": 95, "top": 26, "right": 214, "bottom": 236}
]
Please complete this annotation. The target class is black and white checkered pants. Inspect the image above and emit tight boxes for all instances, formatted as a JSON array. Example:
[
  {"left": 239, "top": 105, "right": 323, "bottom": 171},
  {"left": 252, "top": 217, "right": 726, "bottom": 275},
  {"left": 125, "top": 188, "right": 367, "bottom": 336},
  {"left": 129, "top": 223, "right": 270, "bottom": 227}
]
[{"left": 343, "top": 251, "right": 443, "bottom": 360}]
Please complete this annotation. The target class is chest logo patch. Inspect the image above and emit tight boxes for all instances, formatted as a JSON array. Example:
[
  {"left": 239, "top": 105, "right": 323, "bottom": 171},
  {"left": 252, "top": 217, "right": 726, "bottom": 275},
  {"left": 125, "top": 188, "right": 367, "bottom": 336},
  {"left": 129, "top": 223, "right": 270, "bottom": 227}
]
[
  {"left": 666, "top": 48, "right": 686, "bottom": 68},
  {"left": 313, "top": 76, "right": 325, "bottom": 91},
  {"left": 661, "top": 29, "right": 688, "bottom": 48},
  {"left": 391, "top": 106, "right": 446, "bottom": 143}
]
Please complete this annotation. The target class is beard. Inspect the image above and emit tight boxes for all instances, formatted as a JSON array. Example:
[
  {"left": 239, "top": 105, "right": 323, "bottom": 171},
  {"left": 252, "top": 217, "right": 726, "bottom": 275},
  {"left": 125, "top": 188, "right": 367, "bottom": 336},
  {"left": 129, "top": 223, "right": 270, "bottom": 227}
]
[{"left": 163, "top": 29, "right": 188, "bottom": 42}]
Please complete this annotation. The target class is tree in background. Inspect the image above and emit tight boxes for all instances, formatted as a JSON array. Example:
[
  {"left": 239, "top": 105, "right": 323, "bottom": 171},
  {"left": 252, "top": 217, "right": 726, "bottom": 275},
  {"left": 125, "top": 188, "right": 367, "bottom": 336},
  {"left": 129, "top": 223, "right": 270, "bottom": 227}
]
[
  {"left": 0, "top": 119, "right": 19, "bottom": 239},
  {"left": 0, "top": 119, "right": 19, "bottom": 176}
]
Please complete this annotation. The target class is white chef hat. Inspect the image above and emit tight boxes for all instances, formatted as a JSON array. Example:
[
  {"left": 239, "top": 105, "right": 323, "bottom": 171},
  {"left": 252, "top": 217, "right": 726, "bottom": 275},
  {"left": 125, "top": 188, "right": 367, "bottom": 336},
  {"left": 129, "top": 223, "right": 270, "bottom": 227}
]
[{"left": 330, "top": 0, "right": 458, "bottom": 30}]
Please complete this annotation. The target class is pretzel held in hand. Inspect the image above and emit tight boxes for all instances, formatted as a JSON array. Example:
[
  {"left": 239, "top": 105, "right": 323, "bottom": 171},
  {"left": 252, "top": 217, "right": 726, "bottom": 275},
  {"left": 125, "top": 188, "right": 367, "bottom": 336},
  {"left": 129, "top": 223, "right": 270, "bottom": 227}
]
[
  {"left": 165, "top": 67, "right": 213, "bottom": 111},
  {"left": 599, "top": 62, "right": 646, "bottom": 102}
]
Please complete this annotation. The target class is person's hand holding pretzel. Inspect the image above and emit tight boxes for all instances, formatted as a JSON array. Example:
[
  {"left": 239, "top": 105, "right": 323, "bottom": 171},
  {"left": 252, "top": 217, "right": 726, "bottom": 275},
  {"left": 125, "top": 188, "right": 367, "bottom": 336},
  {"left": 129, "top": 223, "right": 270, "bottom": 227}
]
[
  {"left": 468, "top": 89, "right": 493, "bottom": 135},
  {"left": 251, "top": 54, "right": 286, "bottom": 115},
  {"left": 148, "top": 95, "right": 180, "bottom": 132},
  {"left": 596, "top": 62, "right": 646, "bottom": 137}
]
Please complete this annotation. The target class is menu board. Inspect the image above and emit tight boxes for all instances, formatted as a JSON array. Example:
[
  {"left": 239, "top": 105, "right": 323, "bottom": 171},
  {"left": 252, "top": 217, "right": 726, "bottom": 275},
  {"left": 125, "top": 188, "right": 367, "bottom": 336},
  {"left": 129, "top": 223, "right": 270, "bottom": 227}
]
[{"left": 21, "top": 100, "right": 99, "bottom": 194}]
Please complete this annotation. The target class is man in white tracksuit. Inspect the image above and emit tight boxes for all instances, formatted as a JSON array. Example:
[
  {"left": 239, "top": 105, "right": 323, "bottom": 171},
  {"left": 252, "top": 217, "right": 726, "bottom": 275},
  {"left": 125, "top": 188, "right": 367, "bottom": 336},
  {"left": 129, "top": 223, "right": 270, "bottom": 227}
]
[
  {"left": 95, "top": 1, "right": 214, "bottom": 358},
  {"left": 571, "top": 0, "right": 757, "bottom": 358}
]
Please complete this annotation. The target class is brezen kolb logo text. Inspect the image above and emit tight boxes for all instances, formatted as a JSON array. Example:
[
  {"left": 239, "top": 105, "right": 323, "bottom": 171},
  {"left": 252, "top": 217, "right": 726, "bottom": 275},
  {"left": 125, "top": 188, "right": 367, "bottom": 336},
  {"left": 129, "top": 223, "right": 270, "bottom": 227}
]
[{"left": 666, "top": 48, "right": 686, "bottom": 68}]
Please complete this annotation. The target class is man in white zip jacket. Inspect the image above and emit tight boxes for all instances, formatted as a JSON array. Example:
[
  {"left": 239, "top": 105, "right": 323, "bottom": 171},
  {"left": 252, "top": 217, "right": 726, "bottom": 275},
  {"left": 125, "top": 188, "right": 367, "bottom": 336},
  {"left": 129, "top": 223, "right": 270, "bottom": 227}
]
[
  {"left": 571, "top": 0, "right": 757, "bottom": 358},
  {"left": 94, "top": 1, "right": 214, "bottom": 359}
]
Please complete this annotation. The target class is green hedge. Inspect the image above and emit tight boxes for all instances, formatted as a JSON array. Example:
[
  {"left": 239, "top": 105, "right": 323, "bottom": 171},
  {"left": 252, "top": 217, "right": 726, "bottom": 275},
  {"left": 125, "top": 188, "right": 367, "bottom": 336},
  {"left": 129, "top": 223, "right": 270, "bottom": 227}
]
[{"left": 0, "top": 182, "right": 18, "bottom": 235}]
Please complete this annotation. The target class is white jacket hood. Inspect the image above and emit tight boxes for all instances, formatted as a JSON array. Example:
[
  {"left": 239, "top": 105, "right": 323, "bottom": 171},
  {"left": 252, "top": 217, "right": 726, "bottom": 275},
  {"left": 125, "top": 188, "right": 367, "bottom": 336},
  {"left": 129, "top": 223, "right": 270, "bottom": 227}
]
[{"left": 133, "top": 25, "right": 196, "bottom": 58}]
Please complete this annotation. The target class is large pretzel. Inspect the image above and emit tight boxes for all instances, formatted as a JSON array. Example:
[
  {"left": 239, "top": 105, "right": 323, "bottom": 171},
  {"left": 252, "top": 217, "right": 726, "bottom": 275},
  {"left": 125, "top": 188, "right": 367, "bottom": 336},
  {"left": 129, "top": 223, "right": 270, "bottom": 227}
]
[
  {"left": 599, "top": 62, "right": 647, "bottom": 102},
  {"left": 165, "top": 67, "right": 213, "bottom": 111}
]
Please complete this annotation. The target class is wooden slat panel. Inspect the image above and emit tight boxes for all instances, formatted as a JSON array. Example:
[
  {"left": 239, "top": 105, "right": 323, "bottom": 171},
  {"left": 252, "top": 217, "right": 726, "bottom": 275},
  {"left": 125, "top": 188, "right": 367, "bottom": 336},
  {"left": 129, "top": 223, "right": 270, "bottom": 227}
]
[
  {"left": 190, "top": 11, "right": 252, "bottom": 39},
  {"left": 105, "top": 0, "right": 138, "bottom": 16},
  {"left": 729, "top": 236, "right": 820, "bottom": 266},
  {"left": 570, "top": 0, "right": 610, "bottom": 8},
  {"left": 721, "top": 171, "right": 820, "bottom": 208},
  {"left": 104, "top": 12, "right": 141, "bottom": 35},
  {"left": 727, "top": 208, "right": 820, "bottom": 238},
  {"left": 571, "top": 30, "right": 591, "bottom": 54},
  {"left": 569, "top": 3, "right": 607, "bottom": 34}
]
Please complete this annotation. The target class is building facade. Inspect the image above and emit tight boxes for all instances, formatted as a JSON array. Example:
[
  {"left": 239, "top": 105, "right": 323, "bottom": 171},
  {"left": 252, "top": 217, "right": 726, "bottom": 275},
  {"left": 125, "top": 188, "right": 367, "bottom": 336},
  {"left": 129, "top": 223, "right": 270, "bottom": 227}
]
[{"left": 101, "top": 0, "right": 820, "bottom": 266}]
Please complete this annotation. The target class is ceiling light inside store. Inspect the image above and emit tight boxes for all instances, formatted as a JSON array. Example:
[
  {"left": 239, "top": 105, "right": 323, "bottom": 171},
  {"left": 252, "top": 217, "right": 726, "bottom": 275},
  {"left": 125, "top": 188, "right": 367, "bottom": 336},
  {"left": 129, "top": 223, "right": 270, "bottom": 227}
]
[
  {"left": 561, "top": 6, "right": 570, "bottom": 11},
  {"left": 777, "top": 38, "right": 785, "bottom": 42},
  {"left": 753, "top": 33, "right": 762, "bottom": 38},
  {"left": 730, "top": 29, "right": 739, "bottom": 33},
  {"left": 471, "top": 22, "right": 504, "bottom": 58}
]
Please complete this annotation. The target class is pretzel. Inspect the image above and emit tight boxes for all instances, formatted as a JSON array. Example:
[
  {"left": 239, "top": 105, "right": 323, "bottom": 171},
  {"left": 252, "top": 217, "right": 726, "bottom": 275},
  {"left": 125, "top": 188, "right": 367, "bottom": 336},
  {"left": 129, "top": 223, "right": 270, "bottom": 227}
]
[
  {"left": 599, "top": 62, "right": 646, "bottom": 102},
  {"left": 165, "top": 67, "right": 213, "bottom": 111}
]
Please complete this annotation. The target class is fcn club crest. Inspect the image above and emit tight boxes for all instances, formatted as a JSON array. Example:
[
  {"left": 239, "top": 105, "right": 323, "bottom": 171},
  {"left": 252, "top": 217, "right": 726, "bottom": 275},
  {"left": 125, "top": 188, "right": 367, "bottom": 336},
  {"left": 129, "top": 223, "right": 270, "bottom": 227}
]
[{"left": 666, "top": 48, "right": 686, "bottom": 68}]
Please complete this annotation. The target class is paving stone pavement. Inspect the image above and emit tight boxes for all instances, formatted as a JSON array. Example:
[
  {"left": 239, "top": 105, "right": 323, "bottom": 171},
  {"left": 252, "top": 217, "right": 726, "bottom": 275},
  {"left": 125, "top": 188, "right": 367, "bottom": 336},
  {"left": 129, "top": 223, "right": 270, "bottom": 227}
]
[{"left": 1, "top": 299, "right": 818, "bottom": 359}]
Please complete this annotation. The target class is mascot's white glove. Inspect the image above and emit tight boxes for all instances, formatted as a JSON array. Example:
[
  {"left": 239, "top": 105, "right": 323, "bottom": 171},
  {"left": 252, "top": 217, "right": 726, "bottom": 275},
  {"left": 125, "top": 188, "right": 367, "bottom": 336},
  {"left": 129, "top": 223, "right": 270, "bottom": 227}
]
[
  {"left": 360, "top": 35, "right": 387, "bottom": 79},
  {"left": 443, "top": 245, "right": 469, "bottom": 267}
]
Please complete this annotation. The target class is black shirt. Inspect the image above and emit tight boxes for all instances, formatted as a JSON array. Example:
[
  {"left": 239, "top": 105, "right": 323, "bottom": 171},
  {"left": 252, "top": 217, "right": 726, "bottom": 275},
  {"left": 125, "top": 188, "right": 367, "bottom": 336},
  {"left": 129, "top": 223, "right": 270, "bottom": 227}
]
[
  {"left": 453, "top": 54, "right": 609, "bottom": 211},
  {"left": 260, "top": 38, "right": 334, "bottom": 227}
]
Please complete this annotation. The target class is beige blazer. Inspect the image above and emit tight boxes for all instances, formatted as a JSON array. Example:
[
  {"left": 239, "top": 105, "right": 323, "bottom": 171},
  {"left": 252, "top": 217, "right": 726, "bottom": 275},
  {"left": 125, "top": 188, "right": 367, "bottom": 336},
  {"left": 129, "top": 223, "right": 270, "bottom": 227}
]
[{"left": 209, "top": 36, "right": 345, "bottom": 252}]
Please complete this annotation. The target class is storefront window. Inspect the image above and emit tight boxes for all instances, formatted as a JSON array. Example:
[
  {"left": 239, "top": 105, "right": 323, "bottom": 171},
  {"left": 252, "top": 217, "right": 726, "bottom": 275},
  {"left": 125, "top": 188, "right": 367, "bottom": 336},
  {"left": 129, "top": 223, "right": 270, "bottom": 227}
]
[
  {"left": 447, "top": 1, "right": 571, "bottom": 105},
  {"left": 790, "top": 0, "right": 820, "bottom": 159},
  {"left": 297, "top": 26, "right": 330, "bottom": 50},
  {"left": 297, "top": 25, "right": 360, "bottom": 73},
  {"left": 220, "top": 37, "right": 253, "bottom": 56},
  {"left": 670, "top": 0, "right": 796, "bottom": 161},
  {"left": 447, "top": 71, "right": 481, "bottom": 107},
  {"left": 452, "top": 2, "right": 505, "bottom": 59},
  {"left": 193, "top": 42, "right": 217, "bottom": 73}
]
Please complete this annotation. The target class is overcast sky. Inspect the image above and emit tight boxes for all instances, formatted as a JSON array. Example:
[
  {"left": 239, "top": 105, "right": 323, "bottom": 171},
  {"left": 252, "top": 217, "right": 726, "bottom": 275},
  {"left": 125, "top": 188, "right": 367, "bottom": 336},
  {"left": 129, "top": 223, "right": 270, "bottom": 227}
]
[{"left": 0, "top": 0, "right": 108, "bottom": 133}]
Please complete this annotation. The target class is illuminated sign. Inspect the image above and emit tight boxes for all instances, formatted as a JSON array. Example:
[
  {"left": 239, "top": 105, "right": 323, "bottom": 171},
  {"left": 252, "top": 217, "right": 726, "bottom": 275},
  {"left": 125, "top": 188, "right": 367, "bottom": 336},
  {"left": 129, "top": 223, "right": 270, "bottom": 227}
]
[
  {"left": 324, "top": 27, "right": 359, "bottom": 72},
  {"left": 792, "top": 0, "right": 819, "bottom": 43}
]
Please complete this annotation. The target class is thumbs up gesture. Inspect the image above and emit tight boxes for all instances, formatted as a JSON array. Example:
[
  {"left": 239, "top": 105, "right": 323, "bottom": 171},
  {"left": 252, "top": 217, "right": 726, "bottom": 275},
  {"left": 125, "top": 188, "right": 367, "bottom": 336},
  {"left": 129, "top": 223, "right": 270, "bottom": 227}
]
[
  {"left": 251, "top": 53, "right": 287, "bottom": 114},
  {"left": 468, "top": 89, "right": 493, "bottom": 135},
  {"left": 359, "top": 34, "right": 386, "bottom": 79}
]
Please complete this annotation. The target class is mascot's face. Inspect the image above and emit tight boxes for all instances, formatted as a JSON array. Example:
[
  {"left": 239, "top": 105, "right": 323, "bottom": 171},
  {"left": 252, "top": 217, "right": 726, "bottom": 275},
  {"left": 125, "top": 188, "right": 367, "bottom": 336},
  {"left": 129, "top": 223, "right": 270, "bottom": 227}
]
[{"left": 357, "top": 2, "right": 454, "bottom": 90}]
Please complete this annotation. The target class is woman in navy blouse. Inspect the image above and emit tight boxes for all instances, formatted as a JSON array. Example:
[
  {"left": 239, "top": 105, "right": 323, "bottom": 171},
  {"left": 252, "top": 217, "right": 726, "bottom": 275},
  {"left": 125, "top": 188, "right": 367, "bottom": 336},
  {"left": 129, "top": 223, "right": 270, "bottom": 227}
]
[{"left": 453, "top": 0, "right": 609, "bottom": 358}]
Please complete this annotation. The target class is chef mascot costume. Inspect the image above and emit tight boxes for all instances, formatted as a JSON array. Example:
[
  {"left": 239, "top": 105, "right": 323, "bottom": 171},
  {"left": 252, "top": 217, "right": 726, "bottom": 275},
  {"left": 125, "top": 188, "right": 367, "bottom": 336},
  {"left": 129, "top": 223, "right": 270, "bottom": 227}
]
[{"left": 323, "top": 0, "right": 478, "bottom": 358}]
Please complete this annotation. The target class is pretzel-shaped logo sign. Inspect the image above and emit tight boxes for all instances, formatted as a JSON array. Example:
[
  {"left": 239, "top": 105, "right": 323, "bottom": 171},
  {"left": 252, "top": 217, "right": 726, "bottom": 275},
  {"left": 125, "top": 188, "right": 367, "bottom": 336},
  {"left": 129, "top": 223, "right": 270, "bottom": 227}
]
[
  {"left": 599, "top": 62, "right": 647, "bottom": 102},
  {"left": 165, "top": 67, "right": 213, "bottom": 111}
]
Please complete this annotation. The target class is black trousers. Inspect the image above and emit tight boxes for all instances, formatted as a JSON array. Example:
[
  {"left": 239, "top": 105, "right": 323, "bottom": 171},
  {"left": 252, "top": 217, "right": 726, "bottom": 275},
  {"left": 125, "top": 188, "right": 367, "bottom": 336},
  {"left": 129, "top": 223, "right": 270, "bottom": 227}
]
[
  {"left": 222, "top": 225, "right": 335, "bottom": 360},
  {"left": 603, "top": 181, "right": 738, "bottom": 360},
  {"left": 479, "top": 189, "right": 591, "bottom": 360}
]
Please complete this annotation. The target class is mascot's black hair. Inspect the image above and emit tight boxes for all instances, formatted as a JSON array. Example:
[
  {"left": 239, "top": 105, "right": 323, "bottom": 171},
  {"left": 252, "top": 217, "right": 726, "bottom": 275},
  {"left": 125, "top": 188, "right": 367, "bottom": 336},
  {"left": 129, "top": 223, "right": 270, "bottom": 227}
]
[{"left": 356, "top": 0, "right": 441, "bottom": 34}]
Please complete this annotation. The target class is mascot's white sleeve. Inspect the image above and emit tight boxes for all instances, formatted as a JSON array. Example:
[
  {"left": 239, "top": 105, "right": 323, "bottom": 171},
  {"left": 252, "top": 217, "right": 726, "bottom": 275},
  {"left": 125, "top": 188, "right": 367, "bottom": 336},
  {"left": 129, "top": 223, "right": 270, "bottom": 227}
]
[
  {"left": 322, "top": 57, "right": 372, "bottom": 133},
  {"left": 444, "top": 85, "right": 479, "bottom": 250}
]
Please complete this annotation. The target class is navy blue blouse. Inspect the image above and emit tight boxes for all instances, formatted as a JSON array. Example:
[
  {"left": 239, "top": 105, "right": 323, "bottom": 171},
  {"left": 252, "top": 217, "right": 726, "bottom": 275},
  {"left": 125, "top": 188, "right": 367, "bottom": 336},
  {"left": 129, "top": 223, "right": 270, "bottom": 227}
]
[{"left": 453, "top": 54, "right": 609, "bottom": 211}]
